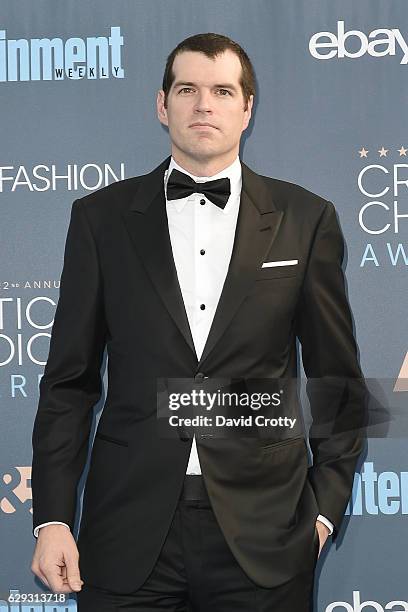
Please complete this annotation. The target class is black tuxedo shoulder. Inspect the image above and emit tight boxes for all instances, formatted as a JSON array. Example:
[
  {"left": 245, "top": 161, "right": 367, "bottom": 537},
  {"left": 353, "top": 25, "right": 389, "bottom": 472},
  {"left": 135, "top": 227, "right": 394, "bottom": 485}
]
[
  {"left": 62, "top": 177, "right": 144, "bottom": 244},
  {"left": 76, "top": 175, "right": 142, "bottom": 212},
  {"left": 260, "top": 173, "right": 331, "bottom": 215}
]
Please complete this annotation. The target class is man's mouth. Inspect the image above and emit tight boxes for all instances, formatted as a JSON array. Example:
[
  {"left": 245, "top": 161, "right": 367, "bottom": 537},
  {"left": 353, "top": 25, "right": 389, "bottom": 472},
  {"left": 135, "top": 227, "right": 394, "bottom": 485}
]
[{"left": 190, "top": 122, "right": 218, "bottom": 129}]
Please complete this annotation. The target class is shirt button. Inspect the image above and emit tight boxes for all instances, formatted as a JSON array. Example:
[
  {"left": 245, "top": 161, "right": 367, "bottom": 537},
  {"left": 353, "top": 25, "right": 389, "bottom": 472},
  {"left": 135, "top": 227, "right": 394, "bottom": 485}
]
[
  {"left": 200, "top": 304, "right": 206, "bottom": 310},
  {"left": 200, "top": 249, "right": 205, "bottom": 255},
  {"left": 200, "top": 198, "right": 205, "bottom": 205}
]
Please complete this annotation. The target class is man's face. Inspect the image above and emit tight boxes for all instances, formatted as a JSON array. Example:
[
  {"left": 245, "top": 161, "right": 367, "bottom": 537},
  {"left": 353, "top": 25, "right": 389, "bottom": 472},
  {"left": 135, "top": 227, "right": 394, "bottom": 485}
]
[{"left": 157, "top": 49, "right": 253, "bottom": 166}]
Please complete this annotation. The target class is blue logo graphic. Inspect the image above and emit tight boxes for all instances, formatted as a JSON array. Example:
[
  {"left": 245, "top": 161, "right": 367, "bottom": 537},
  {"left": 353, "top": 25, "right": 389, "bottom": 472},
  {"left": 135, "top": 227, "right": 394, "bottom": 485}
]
[
  {"left": 346, "top": 462, "right": 408, "bottom": 515},
  {"left": 0, "top": 27, "right": 124, "bottom": 82}
]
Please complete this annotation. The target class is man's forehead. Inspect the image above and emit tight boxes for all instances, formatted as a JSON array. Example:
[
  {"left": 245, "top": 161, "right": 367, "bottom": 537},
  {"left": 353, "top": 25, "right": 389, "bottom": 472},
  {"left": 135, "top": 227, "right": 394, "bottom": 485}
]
[{"left": 172, "top": 49, "right": 241, "bottom": 75}]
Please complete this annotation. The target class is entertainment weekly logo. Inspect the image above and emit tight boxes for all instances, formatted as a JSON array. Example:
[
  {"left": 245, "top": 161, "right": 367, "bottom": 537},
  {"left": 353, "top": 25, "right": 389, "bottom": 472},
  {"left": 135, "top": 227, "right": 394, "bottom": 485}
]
[
  {"left": 0, "top": 26, "right": 124, "bottom": 82},
  {"left": 309, "top": 21, "right": 408, "bottom": 64}
]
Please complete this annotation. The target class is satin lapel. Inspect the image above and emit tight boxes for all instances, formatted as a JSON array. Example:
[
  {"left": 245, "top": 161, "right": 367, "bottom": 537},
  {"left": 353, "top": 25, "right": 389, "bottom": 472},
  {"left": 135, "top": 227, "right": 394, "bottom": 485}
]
[
  {"left": 122, "top": 156, "right": 197, "bottom": 359},
  {"left": 197, "top": 164, "right": 283, "bottom": 369}
]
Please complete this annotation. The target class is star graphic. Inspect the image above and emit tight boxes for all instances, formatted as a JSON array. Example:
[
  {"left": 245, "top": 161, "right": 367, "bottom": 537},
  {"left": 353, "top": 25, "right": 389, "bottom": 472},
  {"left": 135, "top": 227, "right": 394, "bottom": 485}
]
[
  {"left": 359, "top": 147, "right": 369, "bottom": 158},
  {"left": 378, "top": 146, "right": 388, "bottom": 157},
  {"left": 398, "top": 146, "right": 407, "bottom": 156}
]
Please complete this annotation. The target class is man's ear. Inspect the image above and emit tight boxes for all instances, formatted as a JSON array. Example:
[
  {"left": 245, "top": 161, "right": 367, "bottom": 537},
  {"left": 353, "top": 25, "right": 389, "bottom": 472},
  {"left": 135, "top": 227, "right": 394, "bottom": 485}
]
[
  {"left": 243, "top": 94, "right": 254, "bottom": 131},
  {"left": 157, "top": 90, "right": 168, "bottom": 127}
]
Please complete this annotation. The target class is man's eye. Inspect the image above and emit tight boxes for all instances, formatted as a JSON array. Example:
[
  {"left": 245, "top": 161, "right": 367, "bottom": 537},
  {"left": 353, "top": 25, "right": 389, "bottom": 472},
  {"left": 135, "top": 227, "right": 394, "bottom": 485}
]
[{"left": 178, "top": 88, "right": 231, "bottom": 95}]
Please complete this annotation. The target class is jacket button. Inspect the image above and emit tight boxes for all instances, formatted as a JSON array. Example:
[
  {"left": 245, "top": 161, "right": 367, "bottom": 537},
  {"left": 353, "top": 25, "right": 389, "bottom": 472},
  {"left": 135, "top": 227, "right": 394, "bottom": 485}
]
[{"left": 194, "top": 372, "right": 205, "bottom": 382}]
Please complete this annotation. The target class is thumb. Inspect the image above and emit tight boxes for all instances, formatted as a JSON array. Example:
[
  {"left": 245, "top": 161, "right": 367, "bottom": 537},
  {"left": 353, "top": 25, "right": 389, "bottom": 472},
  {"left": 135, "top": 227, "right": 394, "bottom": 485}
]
[{"left": 65, "top": 555, "right": 83, "bottom": 592}]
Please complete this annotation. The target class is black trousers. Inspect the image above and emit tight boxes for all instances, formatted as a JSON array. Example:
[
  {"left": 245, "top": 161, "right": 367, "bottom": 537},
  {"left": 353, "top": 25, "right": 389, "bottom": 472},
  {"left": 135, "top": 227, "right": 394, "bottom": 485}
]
[{"left": 77, "top": 475, "right": 319, "bottom": 611}]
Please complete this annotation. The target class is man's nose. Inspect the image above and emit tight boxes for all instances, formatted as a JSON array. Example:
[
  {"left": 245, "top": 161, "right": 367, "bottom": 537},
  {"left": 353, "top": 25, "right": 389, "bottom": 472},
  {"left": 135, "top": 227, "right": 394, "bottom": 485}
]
[{"left": 193, "top": 90, "right": 213, "bottom": 112}]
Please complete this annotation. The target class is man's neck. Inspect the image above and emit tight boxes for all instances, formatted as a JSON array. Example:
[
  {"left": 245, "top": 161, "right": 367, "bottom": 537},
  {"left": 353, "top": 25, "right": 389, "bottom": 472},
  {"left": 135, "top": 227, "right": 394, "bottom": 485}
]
[{"left": 171, "top": 151, "right": 238, "bottom": 178}]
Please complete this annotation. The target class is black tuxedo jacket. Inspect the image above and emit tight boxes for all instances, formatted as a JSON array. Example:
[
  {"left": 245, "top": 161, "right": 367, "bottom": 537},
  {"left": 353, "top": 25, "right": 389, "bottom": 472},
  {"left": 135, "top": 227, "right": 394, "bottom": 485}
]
[{"left": 32, "top": 156, "right": 366, "bottom": 593}]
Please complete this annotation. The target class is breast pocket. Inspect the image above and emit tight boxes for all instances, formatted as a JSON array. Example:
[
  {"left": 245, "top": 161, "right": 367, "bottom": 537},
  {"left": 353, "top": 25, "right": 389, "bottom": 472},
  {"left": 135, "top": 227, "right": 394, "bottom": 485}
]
[
  {"left": 255, "top": 265, "right": 299, "bottom": 280},
  {"left": 256, "top": 257, "right": 300, "bottom": 280}
]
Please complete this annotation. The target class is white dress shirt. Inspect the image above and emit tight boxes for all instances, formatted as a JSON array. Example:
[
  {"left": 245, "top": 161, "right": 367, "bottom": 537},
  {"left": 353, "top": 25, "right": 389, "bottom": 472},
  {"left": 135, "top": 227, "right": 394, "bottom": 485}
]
[
  {"left": 164, "top": 155, "right": 242, "bottom": 475},
  {"left": 33, "top": 155, "right": 333, "bottom": 538}
]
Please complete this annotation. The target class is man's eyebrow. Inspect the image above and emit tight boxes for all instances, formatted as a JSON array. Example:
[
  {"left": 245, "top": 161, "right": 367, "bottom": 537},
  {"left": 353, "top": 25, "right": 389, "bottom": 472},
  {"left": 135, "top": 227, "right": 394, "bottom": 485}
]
[{"left": 172, "top": 81, "right": 238, "bottom": 92}]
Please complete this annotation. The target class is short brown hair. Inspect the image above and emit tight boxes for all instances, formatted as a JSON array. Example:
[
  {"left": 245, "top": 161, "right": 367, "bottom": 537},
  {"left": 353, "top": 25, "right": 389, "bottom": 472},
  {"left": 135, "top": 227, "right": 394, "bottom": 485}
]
[{"left": 162, "top": 33, "right": 256, "bottom": 111}]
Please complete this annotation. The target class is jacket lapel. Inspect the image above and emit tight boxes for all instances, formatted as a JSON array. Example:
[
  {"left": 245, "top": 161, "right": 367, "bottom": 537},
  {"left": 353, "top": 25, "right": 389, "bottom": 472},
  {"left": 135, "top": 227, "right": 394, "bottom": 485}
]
[
  {"left": 122, "top": 156, "right": 283, "bottom": 367},
  {"left": 197, "top": 163, "right": 283, "bottom": 368},
  {"left": 122, "top": 156, "right": 196, "bottom": 357}
]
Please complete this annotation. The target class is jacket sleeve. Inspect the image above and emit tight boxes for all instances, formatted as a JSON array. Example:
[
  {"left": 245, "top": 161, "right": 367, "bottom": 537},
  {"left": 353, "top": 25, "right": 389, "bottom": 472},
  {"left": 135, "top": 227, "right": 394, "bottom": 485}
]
[
  {"left": 295, "top": 200, "right": 367, "bottom": 541},
  {"left": 31, "top": 198, "right": 107, "bottom": 535}
]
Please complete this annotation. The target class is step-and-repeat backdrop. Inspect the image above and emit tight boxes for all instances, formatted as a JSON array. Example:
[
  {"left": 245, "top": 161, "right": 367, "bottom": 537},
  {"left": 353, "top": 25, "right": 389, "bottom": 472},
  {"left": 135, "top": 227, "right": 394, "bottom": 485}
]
[{"left": 1, "top": 1, "right": 407, "bottom": 610}]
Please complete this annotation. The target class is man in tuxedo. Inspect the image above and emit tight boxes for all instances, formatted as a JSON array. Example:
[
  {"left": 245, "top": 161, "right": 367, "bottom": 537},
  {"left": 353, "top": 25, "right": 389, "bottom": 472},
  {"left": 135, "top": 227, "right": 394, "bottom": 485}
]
[{"left": 31, "top": 33, "right": 366, "bottom": 611}]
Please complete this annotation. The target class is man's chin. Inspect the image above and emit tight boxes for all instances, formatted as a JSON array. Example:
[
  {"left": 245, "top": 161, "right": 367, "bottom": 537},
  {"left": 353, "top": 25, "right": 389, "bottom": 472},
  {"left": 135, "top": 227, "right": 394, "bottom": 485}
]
[{"left": 179, "top": 148, "right": 219, "bottom": 162}]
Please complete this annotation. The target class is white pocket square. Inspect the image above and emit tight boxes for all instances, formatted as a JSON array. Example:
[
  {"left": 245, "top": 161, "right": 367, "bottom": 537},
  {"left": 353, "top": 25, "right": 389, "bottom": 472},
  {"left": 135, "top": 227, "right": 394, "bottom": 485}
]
[{"left": 261, "top": 259, "right": 298, "bottom": 268}]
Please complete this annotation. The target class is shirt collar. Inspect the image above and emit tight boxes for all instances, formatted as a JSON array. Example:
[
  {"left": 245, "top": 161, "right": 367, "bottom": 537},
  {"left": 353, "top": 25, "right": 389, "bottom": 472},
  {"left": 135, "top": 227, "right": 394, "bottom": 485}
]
[{"left": 164, "top": 155, "right": 242, "bottom": 214}]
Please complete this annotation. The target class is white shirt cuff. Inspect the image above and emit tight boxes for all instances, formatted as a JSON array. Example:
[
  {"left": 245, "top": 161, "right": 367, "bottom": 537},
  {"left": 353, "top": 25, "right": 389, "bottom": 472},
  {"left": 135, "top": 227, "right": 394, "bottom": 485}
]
[
  {"left": 316, "top": 514, "right": 334, "bottom": 535},
  {"left": 33, "top": 517, "right": 333, "bottom": 538},
  {"left": 33, "top": 521, "right": 70, "bottom": 538}
]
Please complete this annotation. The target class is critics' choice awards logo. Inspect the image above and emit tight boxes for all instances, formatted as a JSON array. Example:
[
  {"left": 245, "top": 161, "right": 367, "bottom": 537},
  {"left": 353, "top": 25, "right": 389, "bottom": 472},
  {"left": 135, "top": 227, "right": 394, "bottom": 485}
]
[
  {"left": 325, "top": 591, "right": 408, "bottom": 611},
  {"left": 0, "top": 26, "right": 124, "bottom": 82},
  {"left": 355, "top": 146, "right": 407, "bottom": 393},
  {"left": 309, "top": 20, "right": 408, "bottom": 64},
  {"left": 0, "top": 297, "right": 56, "bottom": 368},
  {"left": 2, "top": 462, "right": 407, "bottom": 519},
  {"left": 356, "top": 146, "right": 408, "bottom": 269},
  {"left": 0, "top": 296, "right": 60, "bottom": 399}
]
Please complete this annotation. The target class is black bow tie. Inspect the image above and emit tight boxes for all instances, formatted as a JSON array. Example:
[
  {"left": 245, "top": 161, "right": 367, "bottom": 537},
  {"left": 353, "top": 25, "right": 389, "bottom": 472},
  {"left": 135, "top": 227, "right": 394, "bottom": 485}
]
[{"left": 166, "top": 168, "right": 231, "bottom": 209}]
